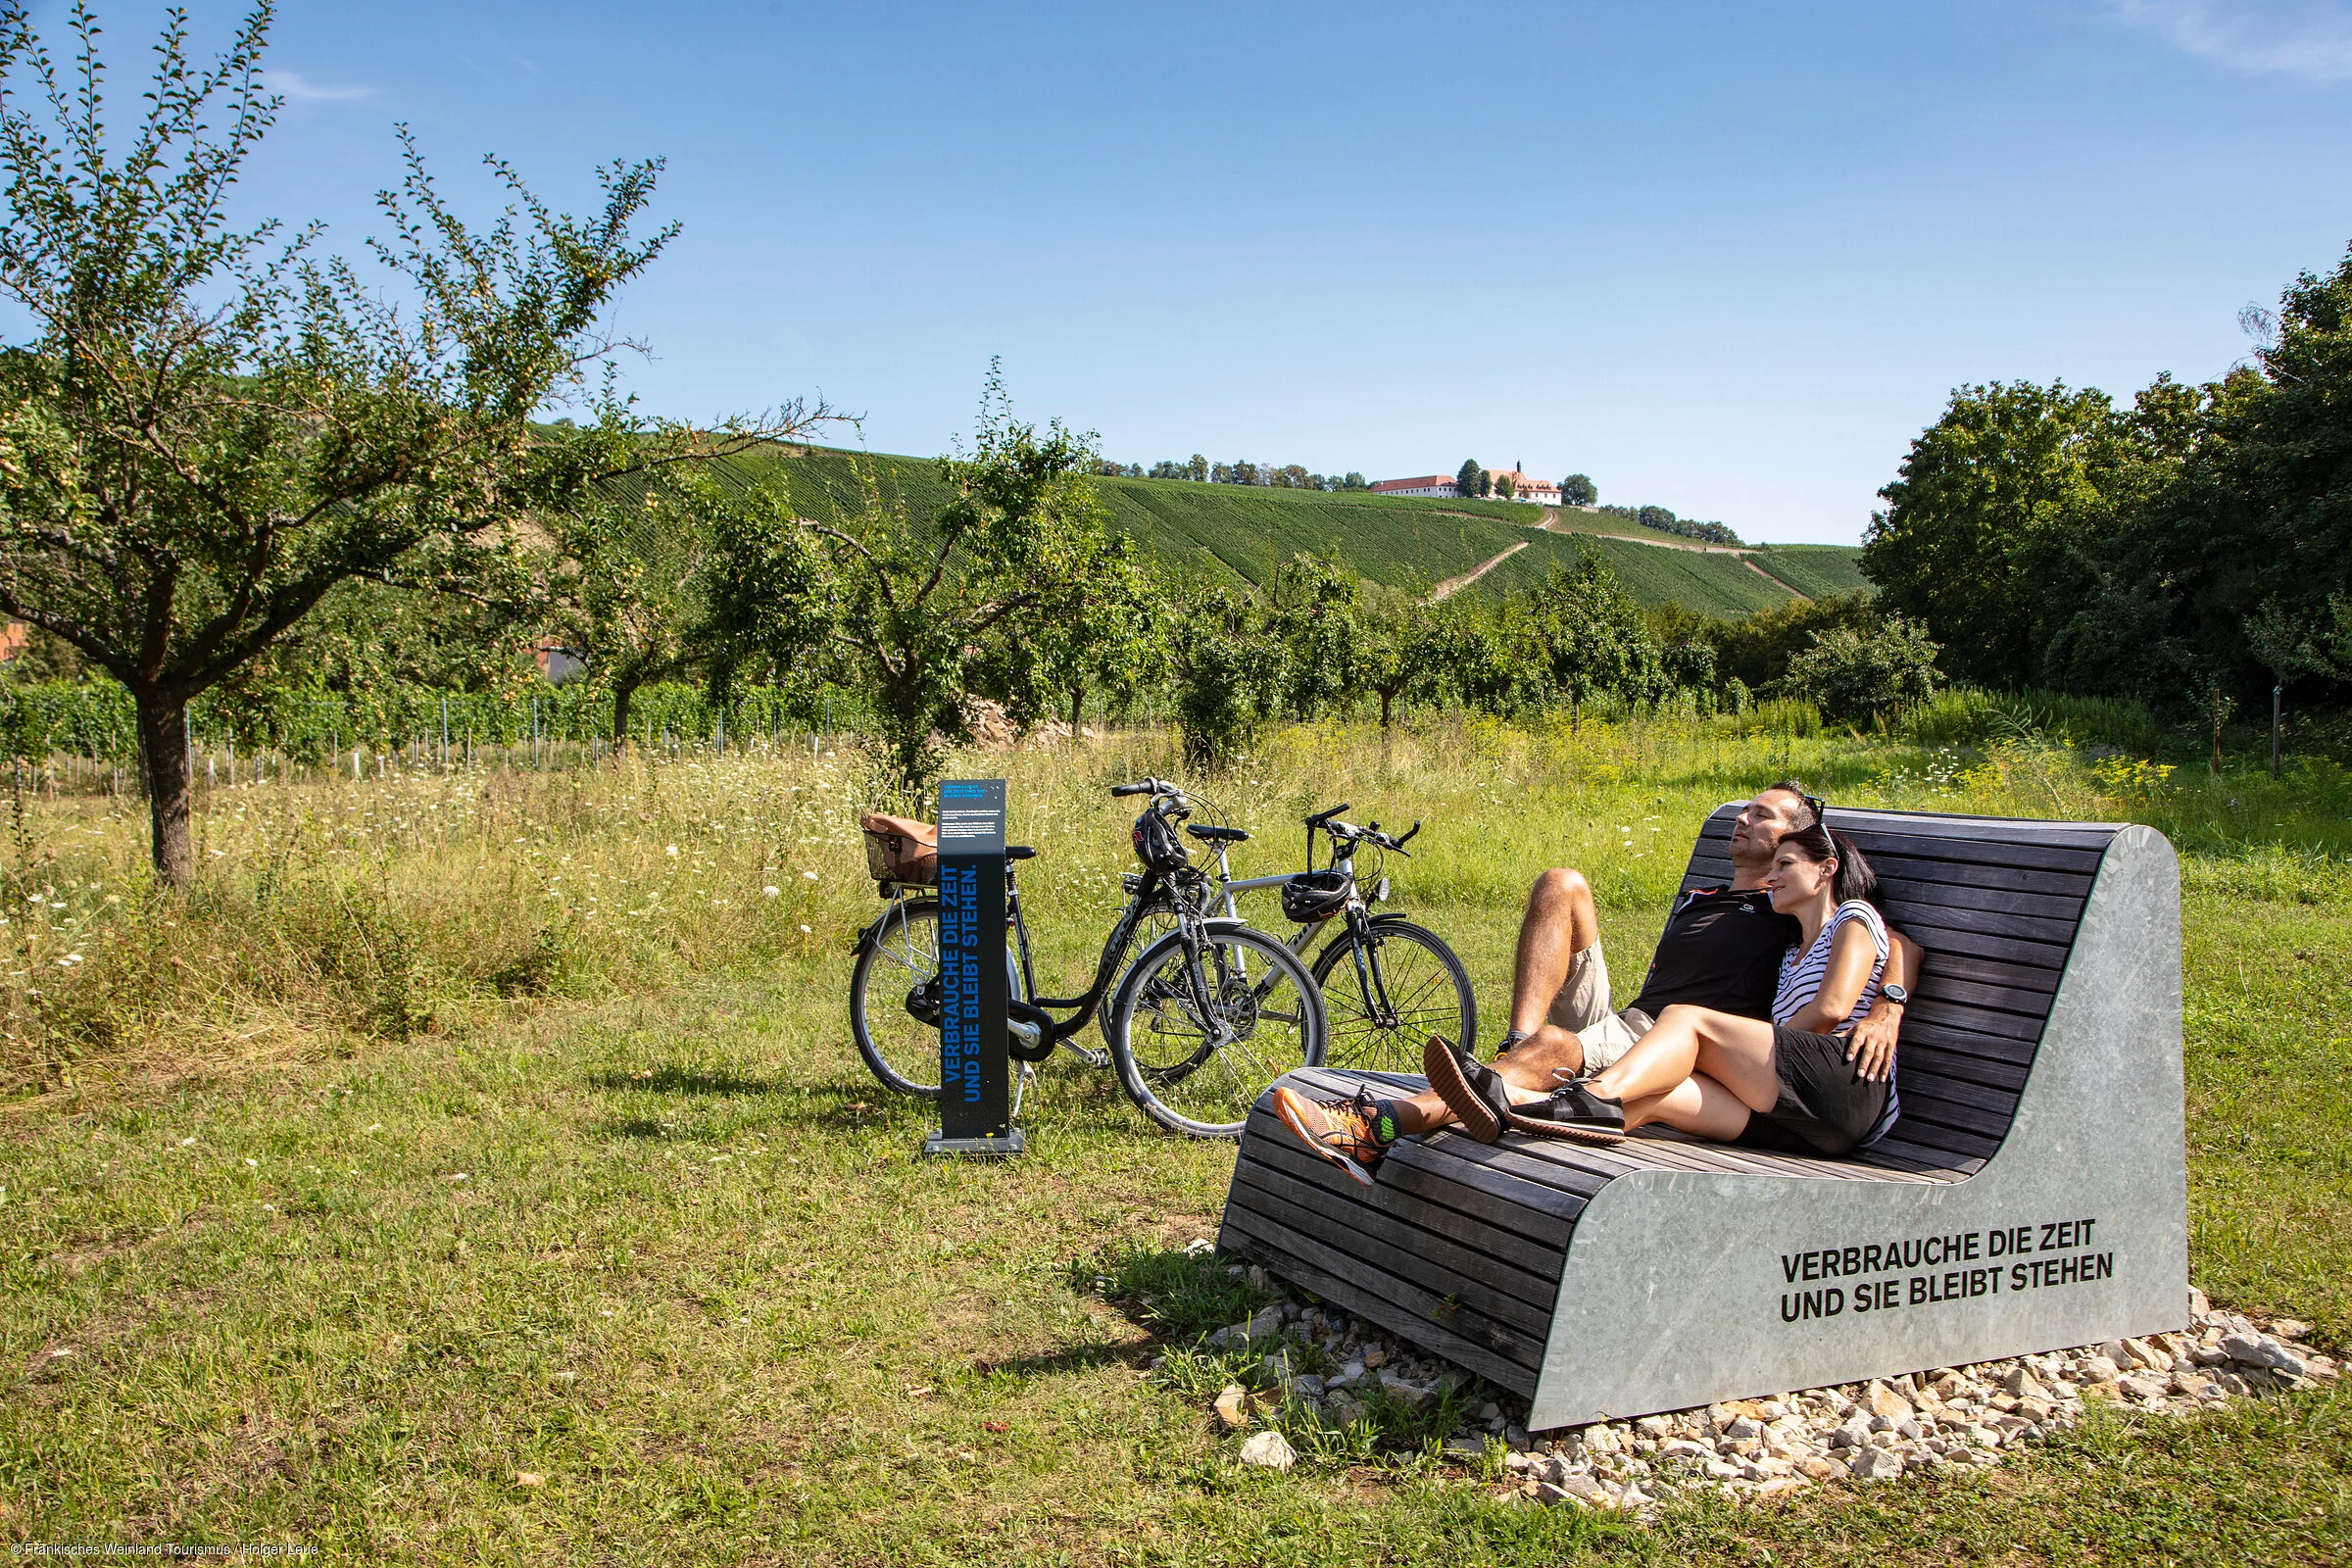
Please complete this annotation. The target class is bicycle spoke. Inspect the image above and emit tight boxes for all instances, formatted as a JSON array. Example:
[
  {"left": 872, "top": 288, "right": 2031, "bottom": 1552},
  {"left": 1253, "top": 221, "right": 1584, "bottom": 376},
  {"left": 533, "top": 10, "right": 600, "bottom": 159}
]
[
  {"left": 1316, "top": 927, "right": 1470, "bottom": 1074},
  {"left": 853, "top": 902, "right": 948, "bottom": 1098},
  {"left": 1114, "top": 925, "right": 1320, "bottom": 1134}
]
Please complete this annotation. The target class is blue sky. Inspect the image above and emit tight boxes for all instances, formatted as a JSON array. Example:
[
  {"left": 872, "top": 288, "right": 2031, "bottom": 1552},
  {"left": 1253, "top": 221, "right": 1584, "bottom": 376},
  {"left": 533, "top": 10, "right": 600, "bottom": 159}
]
[{"left": 37, "top": 2, "right": 2352, "bottom": 543}]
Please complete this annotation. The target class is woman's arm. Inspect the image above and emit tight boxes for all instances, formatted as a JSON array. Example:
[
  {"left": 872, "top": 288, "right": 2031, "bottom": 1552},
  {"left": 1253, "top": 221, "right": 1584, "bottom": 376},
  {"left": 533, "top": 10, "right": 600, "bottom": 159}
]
[
  {"left": 1783, "top": 915, "right": 1884, "bottom": 1035},
  {"left": 1843, "top": 929, "right": 1920, "bottom": 1082}
]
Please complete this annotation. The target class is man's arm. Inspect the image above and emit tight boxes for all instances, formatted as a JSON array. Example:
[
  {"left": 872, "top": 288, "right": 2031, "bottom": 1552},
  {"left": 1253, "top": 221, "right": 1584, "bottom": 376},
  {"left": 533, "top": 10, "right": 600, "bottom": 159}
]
[{"left": 1843, "top": 928, "right": 1921, "bottom": 1082}]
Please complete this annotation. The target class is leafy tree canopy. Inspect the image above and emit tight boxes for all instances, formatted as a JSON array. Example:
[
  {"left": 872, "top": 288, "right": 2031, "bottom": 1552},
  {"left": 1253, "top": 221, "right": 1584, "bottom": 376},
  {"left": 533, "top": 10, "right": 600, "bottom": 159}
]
[{"left": 0, "top": 2, "right": 805, "bottom": 881}]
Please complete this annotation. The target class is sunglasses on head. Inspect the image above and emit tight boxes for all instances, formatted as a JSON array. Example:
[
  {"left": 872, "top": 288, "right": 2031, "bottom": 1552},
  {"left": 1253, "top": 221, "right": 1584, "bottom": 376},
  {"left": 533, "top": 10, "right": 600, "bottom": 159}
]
[{"left": 1801, "top": 793, "right": 1827, "bottom": 827}]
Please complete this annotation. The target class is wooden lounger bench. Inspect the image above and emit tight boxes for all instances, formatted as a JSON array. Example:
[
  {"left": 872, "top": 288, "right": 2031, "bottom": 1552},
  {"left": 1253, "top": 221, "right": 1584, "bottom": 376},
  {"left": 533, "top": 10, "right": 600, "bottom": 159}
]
[{"left": 1217, "top": 805, "right": 2187, "bottom": 1430}]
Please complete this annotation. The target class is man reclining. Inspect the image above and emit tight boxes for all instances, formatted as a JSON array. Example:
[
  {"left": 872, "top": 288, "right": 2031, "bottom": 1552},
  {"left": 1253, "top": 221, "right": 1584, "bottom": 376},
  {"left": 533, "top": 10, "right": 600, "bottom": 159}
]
[{"left": 1269, "top": 782, "right": 1918, "bottom": 1183}]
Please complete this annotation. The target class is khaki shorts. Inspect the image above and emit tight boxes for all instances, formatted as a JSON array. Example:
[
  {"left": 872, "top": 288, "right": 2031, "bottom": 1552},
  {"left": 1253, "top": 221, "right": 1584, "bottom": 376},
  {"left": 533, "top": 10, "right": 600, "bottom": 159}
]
[{"left": 1545, "top": 944, "right": 1653, "bottom": 1074}]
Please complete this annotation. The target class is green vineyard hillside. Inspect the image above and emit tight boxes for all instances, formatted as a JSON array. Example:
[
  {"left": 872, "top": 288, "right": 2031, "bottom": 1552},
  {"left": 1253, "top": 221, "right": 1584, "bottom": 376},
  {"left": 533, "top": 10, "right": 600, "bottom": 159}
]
[{"left": 731, "top": 446, "right": 1868, "bottom": 613}]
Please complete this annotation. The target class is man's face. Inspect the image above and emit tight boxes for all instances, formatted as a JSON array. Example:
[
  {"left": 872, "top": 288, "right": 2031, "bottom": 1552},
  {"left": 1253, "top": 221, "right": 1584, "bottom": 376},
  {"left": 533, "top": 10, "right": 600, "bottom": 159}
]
[{"left": 1730, "top": 789, "right": 1811, "bottom": 865}]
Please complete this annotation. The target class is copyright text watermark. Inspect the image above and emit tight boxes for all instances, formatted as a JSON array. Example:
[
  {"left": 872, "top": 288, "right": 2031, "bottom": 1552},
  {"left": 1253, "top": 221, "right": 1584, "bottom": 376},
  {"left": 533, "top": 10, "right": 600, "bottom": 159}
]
[{"left": 13, "top": 1547, "right": 314, "bottom": 1559}]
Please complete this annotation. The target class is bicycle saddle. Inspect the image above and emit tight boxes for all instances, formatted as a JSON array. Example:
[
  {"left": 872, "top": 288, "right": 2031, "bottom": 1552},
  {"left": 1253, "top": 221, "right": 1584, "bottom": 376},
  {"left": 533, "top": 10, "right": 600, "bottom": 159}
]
[
  {"left": 1006, "top": 845, "right": 1036, "bottom": 860},
  {"left": 1186, "top": 825, "right": 1250, "bottom": 844}
]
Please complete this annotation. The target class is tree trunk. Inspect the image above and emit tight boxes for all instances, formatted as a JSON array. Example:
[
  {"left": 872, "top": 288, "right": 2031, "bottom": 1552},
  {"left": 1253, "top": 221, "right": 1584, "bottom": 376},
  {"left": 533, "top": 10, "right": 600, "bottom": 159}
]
[
  {"left": 1379, "top": 688, "right": 1396, "bottom": 728},
  {"left": 612, "top": 677, "right": 639, "bottom": 756},
  {"left": 135, "top": 691, "right": 194, "bottom": 888},
  {"left": 1068, "top": 683, "right": 1085, "bottom": 739},
  {"left": 2209, "top": 679, "right": 2225, "bottom": 776}
]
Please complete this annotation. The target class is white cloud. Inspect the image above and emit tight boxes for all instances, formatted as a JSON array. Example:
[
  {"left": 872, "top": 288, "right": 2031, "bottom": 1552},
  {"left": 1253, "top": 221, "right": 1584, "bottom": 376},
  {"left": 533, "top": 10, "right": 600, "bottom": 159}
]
[
  {"left": 2111, "top": 0, "right": 2352, "bottom": 81},
  {"left": 262, "top": 70, "right": 376, "bottom": 104}
]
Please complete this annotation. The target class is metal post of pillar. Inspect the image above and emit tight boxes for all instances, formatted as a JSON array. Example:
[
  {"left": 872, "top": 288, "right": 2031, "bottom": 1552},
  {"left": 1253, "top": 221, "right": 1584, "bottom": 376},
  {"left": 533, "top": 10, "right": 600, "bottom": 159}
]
[{"left": 923, "top": 777, "right": 1022, "bottom": 1158}]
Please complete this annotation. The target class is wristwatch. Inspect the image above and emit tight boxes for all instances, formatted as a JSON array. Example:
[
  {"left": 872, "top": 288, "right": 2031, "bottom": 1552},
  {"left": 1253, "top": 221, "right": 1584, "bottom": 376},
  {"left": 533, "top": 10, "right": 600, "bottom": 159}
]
[{"left": 1880, "top": 982, "right": 1910, "bottom": 1005}]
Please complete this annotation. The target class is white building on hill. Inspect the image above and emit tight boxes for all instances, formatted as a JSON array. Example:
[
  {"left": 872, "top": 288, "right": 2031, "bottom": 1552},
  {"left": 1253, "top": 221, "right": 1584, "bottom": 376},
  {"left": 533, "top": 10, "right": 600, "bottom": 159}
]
[{"left": 1372, "top": 466, "right": 1561, "bottom": 506}]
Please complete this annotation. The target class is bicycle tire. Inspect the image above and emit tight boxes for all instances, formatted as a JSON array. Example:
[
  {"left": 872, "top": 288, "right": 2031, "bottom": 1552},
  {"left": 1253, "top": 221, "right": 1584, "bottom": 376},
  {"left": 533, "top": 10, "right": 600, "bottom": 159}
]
[
  {"left": 849, "top": 900, "right": 944, "bottom": 1099},
  {"left": 1310, "top": 918, "right": 1475, "bottom": 1074},
  {"left": 1108, "top": 923, "right": 1326, "bottom": 1139},
  {"left": 1098, "top": 900, "right": 1182, "bottom": 1051}
]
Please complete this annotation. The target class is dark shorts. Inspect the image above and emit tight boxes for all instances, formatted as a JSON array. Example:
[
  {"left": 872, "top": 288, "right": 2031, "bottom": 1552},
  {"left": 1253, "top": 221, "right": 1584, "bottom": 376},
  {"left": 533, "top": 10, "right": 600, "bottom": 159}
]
[{"left": 1734, "top": 1025, "right": 1889, "bottom": 1157}]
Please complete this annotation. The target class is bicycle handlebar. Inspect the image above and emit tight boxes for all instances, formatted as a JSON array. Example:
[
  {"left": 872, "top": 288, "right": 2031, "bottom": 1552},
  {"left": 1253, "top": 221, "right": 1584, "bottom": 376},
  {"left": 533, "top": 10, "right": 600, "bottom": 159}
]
[
  {"left": 1323, "top": 816, "right": 1420, "bottom": 856},
  {"left": 1110, "top": 781, "right": 1153, "bottom": 797},
  {"left": 1304, "top": 802, "right": 1350, "bottom": 826}
]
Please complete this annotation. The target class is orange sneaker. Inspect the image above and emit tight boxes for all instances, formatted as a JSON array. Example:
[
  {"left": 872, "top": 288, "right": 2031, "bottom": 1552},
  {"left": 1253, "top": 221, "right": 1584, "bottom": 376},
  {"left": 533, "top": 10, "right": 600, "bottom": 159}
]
[{"left": 1269, "top": 1084, "right": 1394, "bottom": 1187}]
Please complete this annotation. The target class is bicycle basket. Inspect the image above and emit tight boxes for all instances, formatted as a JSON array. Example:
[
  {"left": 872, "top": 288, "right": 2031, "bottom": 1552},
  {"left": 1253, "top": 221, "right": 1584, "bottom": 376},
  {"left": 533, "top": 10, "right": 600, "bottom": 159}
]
[
  {"left": 860, "top": 811, "right": 939, "bottom": 886},
  {"left": 1281, "top": 868, "right": 1352, "bottom": 924},
  {"left": 1131, "top": 808, "right": 1191, "bottom": 874}
]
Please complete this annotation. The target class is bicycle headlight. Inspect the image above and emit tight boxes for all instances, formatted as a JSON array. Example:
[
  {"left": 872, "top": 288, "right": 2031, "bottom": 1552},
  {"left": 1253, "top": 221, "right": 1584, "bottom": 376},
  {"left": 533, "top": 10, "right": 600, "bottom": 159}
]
[{"left": 1374, "top": 876, "right": 1390, "bottom": 905}]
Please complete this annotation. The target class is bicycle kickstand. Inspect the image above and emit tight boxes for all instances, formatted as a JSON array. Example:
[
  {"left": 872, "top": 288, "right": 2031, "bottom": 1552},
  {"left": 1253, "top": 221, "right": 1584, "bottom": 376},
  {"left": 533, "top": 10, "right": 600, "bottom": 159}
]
[{"left": 1013, "top": 1060, "right": 1036, "bottom": 1118}]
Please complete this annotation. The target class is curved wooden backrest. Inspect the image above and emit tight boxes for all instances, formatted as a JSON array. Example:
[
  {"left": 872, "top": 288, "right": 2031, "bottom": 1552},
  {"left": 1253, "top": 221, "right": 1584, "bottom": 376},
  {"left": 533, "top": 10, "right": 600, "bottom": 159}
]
[{"left": 1679, "top": 804, "right": 2123, "bottom": 1174}]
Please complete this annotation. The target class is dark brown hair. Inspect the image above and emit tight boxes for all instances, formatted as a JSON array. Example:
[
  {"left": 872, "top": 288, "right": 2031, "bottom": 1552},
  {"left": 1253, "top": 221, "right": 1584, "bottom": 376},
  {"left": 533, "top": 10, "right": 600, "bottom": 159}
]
[
  {"left": 1779, "top": 821, "right": 1878, "bottom": 907},
  {"left": 1763, "top": 778, "right": 1818, "bottom": 830}
]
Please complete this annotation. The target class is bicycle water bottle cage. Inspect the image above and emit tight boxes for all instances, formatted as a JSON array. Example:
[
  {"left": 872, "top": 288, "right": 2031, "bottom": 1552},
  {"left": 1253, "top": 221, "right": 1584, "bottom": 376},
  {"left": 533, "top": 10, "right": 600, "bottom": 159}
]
[
  {"left": 1281, "top": 869, "right": 1352, "bottom": 924},
  {"left": 1132, "top": 809, "right": 1191, "bottom": 873}
]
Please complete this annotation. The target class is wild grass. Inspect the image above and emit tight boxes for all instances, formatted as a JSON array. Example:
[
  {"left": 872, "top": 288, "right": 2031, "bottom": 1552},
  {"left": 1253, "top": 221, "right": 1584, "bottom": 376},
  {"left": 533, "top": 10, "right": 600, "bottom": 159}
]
[{"left": 1, "top": 712, "right": 2346, "bottom": 1561}]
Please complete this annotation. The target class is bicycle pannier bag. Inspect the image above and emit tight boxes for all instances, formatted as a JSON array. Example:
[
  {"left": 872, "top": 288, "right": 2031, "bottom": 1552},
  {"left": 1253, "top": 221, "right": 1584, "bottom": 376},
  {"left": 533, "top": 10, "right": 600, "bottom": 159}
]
[
  {"left": 1281, "top": 868, "right": 1351, "bottom": 924},
  {"left": 1131, "top": 809, "right": 1190, "bottom": 874},
  {"left": 861, "top": 812, "right": 939, "bottom": 885}
]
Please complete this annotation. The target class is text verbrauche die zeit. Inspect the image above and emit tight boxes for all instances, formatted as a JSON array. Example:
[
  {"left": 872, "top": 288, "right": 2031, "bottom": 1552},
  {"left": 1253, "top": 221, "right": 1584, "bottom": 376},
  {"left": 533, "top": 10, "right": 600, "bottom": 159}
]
[{"left": 1779, "top": 1219, "right": 2112, "bottom": 1322}]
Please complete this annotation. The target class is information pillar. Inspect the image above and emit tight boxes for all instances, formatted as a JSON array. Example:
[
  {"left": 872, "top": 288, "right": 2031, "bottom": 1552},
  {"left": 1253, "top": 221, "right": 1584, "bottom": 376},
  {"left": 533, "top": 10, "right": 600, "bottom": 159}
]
[{"left": 923, "top": 778, "right": 1024, "bottom": 1157}]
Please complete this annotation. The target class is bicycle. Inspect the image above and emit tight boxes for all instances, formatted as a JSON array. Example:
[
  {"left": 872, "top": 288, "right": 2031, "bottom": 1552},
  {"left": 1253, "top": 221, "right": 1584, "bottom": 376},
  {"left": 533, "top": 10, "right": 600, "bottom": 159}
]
[
  {"left": 1190, "top": 802, "right": 1476, "bottom": 1075},
  {"left": 848, "top": 779, "right": 1327, "bottom": 1138}
]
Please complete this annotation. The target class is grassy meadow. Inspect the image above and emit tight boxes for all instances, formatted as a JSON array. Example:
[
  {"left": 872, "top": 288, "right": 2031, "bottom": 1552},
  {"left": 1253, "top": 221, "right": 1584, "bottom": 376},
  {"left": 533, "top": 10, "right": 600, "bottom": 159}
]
[{"left": 3, "top": 705, "right": 2349, "bottom": 1562}]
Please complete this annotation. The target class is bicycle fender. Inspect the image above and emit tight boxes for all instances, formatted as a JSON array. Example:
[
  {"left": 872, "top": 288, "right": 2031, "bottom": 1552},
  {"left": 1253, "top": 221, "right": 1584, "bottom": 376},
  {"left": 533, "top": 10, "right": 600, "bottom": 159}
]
[
  {"left": 851, "top": 900, "right": 939, "bottom": 956},
  {"left": 1366, "top": 912, "right": 1421, "bottom": 932}
]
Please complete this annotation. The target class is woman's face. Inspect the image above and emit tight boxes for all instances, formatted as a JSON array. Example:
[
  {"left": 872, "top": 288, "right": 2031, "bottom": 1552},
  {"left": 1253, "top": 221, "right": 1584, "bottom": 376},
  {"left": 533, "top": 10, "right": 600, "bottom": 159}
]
[{"left": 1766, "top": 845, "right": 1836, "bottom": 912}]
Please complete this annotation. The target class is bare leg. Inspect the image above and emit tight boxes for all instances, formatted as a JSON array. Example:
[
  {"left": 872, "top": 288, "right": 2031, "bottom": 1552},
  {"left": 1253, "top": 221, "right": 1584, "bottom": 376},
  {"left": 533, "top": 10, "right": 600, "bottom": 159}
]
[
  {"left": 1620, "top": 1071, "right": 1753, "bottom": 1140},
  {"left": 1386, "top": 867, "right": 1600, "bottom": 1136},
  {"left": 1510, "top": 868, "right": 1600, "bottom": 1038},
  {"left": 1387, "top": 1029, "right": 1585, "bottom": 1134},
  {"left": 1591, "top": 1004, "right": 1779, "bottom": 1113}
]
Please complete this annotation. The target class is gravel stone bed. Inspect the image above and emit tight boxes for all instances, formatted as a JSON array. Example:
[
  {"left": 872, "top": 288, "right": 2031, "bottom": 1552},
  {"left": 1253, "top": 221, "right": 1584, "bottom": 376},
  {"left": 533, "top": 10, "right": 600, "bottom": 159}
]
[{"left": 1194, "top": 1269, "right": 2336, "bottom": 1513}]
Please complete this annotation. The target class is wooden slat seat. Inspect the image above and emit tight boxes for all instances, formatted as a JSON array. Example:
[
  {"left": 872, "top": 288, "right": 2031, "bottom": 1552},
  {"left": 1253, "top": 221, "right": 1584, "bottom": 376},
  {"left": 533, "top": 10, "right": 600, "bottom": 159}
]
[{"left": 1217, "top": 804, "right": 2189, "bottom": 1426}]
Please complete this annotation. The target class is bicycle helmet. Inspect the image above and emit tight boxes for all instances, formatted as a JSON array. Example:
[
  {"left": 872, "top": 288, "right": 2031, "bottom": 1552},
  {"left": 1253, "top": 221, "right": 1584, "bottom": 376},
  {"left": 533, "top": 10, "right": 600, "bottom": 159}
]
[
  {"left": 1131, "top": 808, "right": 1191, "bottom": 874},
  {"left": 1281, "top": 869, "right": 1352, "bottom": 924}
]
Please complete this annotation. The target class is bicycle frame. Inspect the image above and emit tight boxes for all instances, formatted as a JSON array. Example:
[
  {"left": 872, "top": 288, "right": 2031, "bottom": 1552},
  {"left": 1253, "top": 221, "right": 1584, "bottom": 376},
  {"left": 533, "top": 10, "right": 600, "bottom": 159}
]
[
  {"left": 853, "top": 858, "right": 1219, "bottom": 1065},
  {"left": 1197, "top": 837, "right": 1412, "bottom": 1029}
]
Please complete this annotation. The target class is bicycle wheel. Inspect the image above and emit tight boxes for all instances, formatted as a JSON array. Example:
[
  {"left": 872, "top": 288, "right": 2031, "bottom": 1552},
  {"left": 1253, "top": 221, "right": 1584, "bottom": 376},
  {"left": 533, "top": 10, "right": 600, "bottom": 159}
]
[
  {"left": 849, "top": 900, "right": 943, "bottom": 1099},
  {"left": 1098, "top": 899, "right": 1182, "bottom": 1050},
  {"left": 1109, "top": 923, "right": 1326, "bottom": 1138},
  {"left": 1310, "top": 919, "right": 1475, "bottom": 1075}
]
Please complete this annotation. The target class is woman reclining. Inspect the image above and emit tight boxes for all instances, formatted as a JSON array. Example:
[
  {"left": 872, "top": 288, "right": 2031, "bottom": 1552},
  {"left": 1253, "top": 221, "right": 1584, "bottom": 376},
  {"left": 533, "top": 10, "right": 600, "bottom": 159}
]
[{"left": 1530, "top": 820, "right": 1900, "bottom": 1156}]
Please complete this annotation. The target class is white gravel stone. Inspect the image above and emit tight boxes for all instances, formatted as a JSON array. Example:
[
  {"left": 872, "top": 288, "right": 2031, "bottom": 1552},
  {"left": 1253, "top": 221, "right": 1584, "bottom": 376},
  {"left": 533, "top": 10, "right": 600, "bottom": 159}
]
[
  {"left": 1848, "top": 1446, "right": 1905, "bottom": 1480},
  {"left": 1191, "top": 1268, "right": 2330, "bottom": 1520},
  {"left": 1237, "top": 1431, "right": 1296, "bottom": 1471}
]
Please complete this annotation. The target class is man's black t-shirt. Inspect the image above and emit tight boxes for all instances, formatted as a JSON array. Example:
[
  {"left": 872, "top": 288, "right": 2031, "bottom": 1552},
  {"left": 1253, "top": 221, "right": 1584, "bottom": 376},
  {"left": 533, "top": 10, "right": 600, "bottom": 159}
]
[{"left": 1626, "top": 886, "right": 1800, "bottom": 1021}]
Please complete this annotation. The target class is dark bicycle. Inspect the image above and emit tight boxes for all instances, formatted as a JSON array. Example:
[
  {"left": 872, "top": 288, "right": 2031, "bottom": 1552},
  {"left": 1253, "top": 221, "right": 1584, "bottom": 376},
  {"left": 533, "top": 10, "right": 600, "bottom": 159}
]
[{"left": 848, "top": 779, "right": 1326, "bottom": 1138}]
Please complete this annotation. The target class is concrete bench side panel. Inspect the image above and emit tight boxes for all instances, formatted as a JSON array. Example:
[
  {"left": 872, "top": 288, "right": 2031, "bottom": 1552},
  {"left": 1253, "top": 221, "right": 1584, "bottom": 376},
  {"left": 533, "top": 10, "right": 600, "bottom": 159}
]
[{"left": 1526, "top": 824, "right": 2186, "bottom": 1432}]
